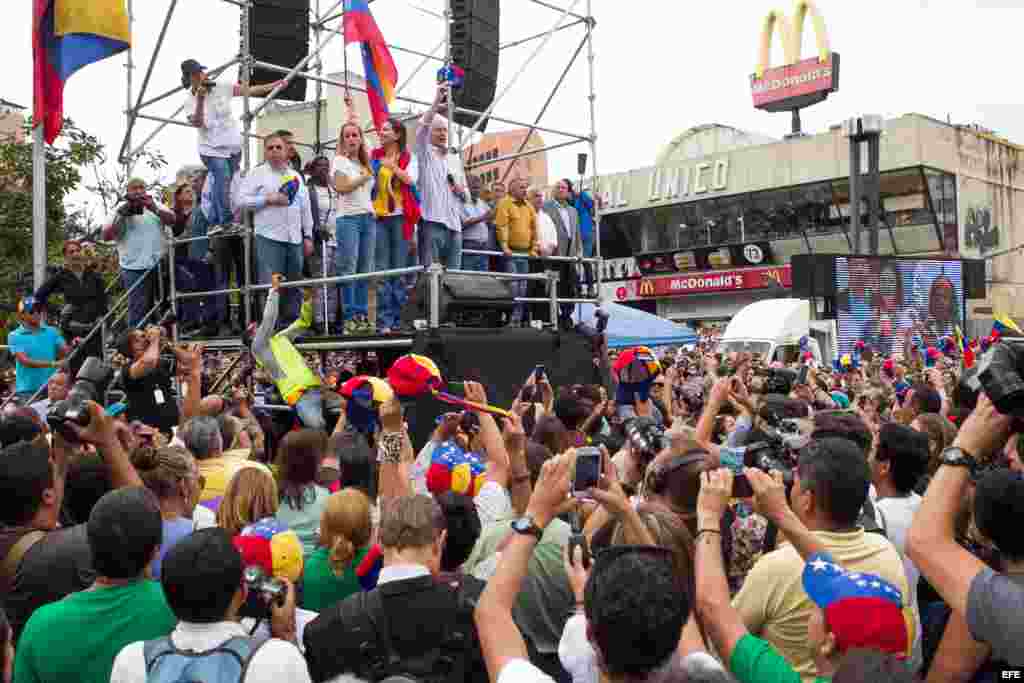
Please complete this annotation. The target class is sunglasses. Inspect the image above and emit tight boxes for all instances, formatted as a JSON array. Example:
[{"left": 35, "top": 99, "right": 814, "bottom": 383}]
[{"left": 265, "top": 144, "right": 284, "bottom": 151}]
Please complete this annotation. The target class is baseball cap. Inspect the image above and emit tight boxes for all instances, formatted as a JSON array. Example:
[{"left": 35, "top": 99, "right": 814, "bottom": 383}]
[
  {"left": 802, "top": 552, "right": 909, "bottom": 656},
  {"left": 232, "top": 517, "right": 303, "bottom": 582},
  {"left": 17, "top": 296, "right": 39, "bottom": 314},
  {"left": 180, "top": 58, "right": 206, "bottom": 75}
]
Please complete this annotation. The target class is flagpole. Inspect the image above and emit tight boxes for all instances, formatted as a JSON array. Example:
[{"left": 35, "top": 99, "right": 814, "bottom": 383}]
[{"left": 32, "top": 124, "right": 46, "bottom": 290}]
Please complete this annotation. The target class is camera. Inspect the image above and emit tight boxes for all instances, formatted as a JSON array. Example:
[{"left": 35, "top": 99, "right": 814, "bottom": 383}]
[
  {"left": 47, "top": 356, "right": 114, "bottom": 441},
  {"left": 118, "top": 195, "right": 146, "bottom": 217},
  {"left": 966, "top": 339, "right": 1024, "bottom": 419},
  {"left": 751, "top": 367, "right": 800, "bottom": 395},
  {"left": 241, "top": 565, "right": 287, "bottom": 619},
  {"left": 623, "top": 416, "right": 668, "bottom": 464}
]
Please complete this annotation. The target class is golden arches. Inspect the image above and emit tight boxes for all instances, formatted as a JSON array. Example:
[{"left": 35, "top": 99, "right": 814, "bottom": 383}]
[{"left": 755, "top": 0, "right": 832, "bottom": 79}]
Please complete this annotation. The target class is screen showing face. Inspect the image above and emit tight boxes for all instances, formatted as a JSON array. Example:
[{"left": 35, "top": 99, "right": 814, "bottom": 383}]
[{"left": 835, "top": 257, "right": 963, "bottom": 358}]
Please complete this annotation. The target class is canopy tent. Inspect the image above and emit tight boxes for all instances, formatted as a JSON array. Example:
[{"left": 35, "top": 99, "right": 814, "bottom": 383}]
[{"left": 573, "top": 302, "right": 698, "bottom": 349}]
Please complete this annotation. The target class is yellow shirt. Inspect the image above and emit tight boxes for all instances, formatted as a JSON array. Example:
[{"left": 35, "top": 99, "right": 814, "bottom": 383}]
[
  {"left": 494, "top": 196, "right": 538, "bottom": 255},
  {"left": 372, "top": 164, "right": 403, "bottom": 217},
  {"left": 731, "top": 528, "right": 914, "bottom": 682}
]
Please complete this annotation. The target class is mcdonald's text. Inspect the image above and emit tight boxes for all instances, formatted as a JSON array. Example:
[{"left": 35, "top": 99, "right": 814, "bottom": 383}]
[{"left": 638, "top": 265, "right": 793, "bottom": 298}]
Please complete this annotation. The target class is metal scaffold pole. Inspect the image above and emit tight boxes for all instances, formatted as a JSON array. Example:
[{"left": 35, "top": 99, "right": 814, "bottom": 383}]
[
  {"left": 585, "top": 0, "right": 601, "bottom": 302},
  {"left": 241, "top": 0, "right": 254, "bottom": 329}
]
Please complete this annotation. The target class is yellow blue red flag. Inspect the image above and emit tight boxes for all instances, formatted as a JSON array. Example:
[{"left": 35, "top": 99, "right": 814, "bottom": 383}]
[
  {"left": 343, "top": 0, "right": 398, "bottom": 130},
  {"left": 33, "top": 0, "right": 130, "bottom": 143}
]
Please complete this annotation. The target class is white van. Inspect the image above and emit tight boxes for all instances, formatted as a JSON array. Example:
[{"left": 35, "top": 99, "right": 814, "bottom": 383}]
[{"left": 718, "top": 299, "right": 836, "bottom": 365}]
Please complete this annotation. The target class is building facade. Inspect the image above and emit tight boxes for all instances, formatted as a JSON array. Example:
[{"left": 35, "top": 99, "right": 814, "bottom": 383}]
[
  {"left": 464, "top": 128, "right": 548, "bottom": 189},
  {"left": 596, "top": 114, "right": 1022, "bottom": 329},
  {"left": 0, "top": 99, "right": 27, "bottom": 144}
]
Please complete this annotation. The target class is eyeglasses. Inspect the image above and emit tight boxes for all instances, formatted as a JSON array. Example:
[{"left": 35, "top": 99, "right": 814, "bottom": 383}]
[{"left": 265, "top": 145, "right": 284, "bottom": 151}]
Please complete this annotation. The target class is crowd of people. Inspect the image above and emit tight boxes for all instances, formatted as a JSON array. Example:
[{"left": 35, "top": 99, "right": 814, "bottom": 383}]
[
  {"left": 54, "top": 59, "right": 600, "bottom": 347},
  {"left": 0, "top": 285, "right": 1021, "bottom": 683}
]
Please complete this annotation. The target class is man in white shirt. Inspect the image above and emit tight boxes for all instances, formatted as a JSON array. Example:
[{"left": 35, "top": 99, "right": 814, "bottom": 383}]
[
  {"left": 529, "top": 187, "right": 558, "bottom": 322},
  {"left": 182, "top": 58, "right": 280, "bottom": 234},
  {"left": 416, "top": 84, "right": 467, "bottom": 269},
  {"left": 238, "top": 134, "right": 315, "bottom": 326},
  {"left": 29, "top": 371, "right": 68, "bottom": 423},
  {"left": 462, "top": 175, "right": 496, "bottom": 272},
  {"left": 101, "top": 178, "right": 177, "bottom": 327},
  {"left": 109, "top": 528, "right": 311, "bottom": 683}
]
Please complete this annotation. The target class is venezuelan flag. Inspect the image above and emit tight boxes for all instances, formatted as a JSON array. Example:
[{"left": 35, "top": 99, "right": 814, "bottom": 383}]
[
  {"left": 992, "top": 314, "right": 1023, "bottom": 337},
  {"left": 343, "top": 0, "right": 397, "bottom": 130},
  {"left": 33, "top": 0, "right": 130, "bottom": 144}
]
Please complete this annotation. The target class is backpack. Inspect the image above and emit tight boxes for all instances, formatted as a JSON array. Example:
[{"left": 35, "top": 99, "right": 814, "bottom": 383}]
[
  {"left": 143, "top": 635, "right": 265, "bottom": 683},
  {"left": 336, "top": 577, "right": 480, "bottom": 683}
]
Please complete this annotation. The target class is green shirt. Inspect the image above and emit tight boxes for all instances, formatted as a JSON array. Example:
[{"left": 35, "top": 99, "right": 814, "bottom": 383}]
[
  {"left": 729, "top": 634, "right": 829, "bottom": 683},
  {"left": 302, "top": 545, "right": 372, "bottom": 612},
  {"left": 13, "top": 579, "right": 176, "bottom": 683}
]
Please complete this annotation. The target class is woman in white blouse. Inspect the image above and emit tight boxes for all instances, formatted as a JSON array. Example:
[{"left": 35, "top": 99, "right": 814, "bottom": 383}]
[{"left": 332, "top": 120, "right": 376, "bottom": 333}]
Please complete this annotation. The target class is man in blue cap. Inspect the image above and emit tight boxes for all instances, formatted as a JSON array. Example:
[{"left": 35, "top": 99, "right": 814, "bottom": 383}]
[{"left": 8, "top": 296, "right": 70, "bottom": 403}]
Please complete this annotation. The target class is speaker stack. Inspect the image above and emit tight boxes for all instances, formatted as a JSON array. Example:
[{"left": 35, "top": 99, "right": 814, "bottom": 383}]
[
  {"left": 450, "top": 0, "right": 500, "bottom": 132},
  {"left": 244, "top": 0, "right": 310, "bottom": 102}
]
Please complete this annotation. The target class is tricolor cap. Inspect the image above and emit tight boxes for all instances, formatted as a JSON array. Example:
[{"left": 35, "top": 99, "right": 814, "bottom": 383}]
[
  {"left": 17, "top": 296, "right": 39, "bottom": 314},
  {"left": 387, "top": 354, "right": 442, "bottom": 398},
  {"left": 339, "top": 375, "right": 395, "bottom": 434},
  {"left": 232, "top": 517, "right": 303, "bottom": 583},
  {"left": 802, "top": 552, "right": 908, "bottom": 656},
  {"left": 612, "top": 346, "right": 661, "bottom": 384},
  {"left": 426, "top": 440, "right": 486, "bottom": 497}
]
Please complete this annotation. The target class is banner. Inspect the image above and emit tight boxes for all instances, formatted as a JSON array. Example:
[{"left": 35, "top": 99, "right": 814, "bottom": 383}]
[
  {"left": 639, "top": 265, "right": 792, "bottom": 298},
  {"left": 636, "top": 241, "right": 775, "bottom": 276}
]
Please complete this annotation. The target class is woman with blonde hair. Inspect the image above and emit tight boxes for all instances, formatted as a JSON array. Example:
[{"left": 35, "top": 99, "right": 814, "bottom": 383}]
[
  {"left": 216, "top": 466, "right": 279, "bottom": 537},
  {"left": 301, "top": 488, "right": 380, "bottom": 611},
  {"left": 333, "top": 108, "right": 376, "bottom": 334}
]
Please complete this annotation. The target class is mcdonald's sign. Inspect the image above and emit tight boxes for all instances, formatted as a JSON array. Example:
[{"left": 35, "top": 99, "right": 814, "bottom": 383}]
[{"left": 750, "top": 1, "right": 840, "bottom": 112}]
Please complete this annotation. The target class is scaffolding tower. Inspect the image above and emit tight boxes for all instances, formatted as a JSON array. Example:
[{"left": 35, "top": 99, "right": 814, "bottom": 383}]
[{"left": 115, "top": 0, "right": 603, "bottom": 342}]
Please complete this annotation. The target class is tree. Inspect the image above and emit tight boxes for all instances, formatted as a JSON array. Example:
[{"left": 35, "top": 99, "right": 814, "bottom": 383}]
[{"left": 0, "top": 118, "right": 104, "bottom": 299}]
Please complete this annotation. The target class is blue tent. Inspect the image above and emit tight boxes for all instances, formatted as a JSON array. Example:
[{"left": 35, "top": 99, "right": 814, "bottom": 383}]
[{"left": 573, "top": 302, "right": 698, "bottom": 349}]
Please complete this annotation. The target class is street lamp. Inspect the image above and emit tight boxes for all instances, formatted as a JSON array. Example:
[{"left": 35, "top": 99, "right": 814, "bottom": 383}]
[{"left": 843, "top": 115, "right": 885, "bottom": 255}]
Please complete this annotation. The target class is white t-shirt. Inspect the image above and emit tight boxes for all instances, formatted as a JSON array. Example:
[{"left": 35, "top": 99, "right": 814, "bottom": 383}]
[
  {"left": 331, "top": 155, "right": 374, "bottom": 217},
  {"left": 184, "top": 82, "right": 242, "bottom": 158},
  {"left": 536, "top": 211, "right": 558, "bottom": 257},
  {"left": 497, "top": 658, "right": 556, "bottom": 683},
  {"left": 874, "top": 492, "right": 923, "bottom": 670}
]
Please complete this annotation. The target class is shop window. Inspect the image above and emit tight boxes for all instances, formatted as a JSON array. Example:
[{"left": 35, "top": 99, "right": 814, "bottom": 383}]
[
  {"left": 746, "top": 188, "right": 796, "bottom": 241},
  {"left": 600, "top": 211, "right": 642, "bottom": 259}
]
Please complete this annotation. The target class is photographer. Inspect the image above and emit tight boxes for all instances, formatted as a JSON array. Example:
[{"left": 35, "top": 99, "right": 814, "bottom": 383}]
[
  {"left": 33, "top": 241, "right": 107, "bottom": 378},
  {"left": 101, "top": 178, "right": 176, "bottom": 328},
  {"left": 115, "top": 326, "right": 180, "bottom": 436},
  {"left": 110, "top": 528, "right": 310, "bottom": 683}
]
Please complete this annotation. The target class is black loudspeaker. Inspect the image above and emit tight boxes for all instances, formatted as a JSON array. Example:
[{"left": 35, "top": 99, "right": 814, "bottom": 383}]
[
  {"left": 245, "top": 0, "right": 309, "bottom": 102},
  {"left": 791, "top": 254, "right": 838, "bottom": 299},
  {"left": 450, "top": 0, "right": 499, "bottom": 132},
  {"left": 401, "top": 273, "right": 515, "bottom": 327},
  {"left": 963, "top": 259, "right": 986, "bottom": 300}
]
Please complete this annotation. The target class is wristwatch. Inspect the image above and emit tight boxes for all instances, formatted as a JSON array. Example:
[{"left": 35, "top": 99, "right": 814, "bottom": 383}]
[
  {"left": 510, "top": 516, "right": 545, "bottom": 541},
  {"left": 940, "top": 446, "right": 978, "bottom": 474}
]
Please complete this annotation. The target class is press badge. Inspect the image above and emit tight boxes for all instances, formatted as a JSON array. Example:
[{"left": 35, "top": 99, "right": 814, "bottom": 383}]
[{"left": 154, "top": 388, "right": 165, "bottom": 405}]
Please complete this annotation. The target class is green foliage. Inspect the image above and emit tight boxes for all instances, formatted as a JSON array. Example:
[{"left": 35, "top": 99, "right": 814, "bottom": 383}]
[{"left": 0, "top": 118, "right": 103, "bottom": 298}]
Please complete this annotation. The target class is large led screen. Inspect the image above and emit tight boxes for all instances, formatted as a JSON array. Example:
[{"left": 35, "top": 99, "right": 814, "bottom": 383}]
[{"left": 835, "top": 257, "right": 964, "bottom": 358}]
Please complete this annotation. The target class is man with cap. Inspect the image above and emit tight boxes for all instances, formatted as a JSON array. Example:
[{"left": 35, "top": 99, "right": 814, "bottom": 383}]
[
  {"left": 695, "top": 467, "right": 911, "bottom": 683},
  {"left": 8, "top": 296, "right": 70, "bottom": 403},
  {"left": 181, "top": 58, "right": 282, "bottom": 236}
]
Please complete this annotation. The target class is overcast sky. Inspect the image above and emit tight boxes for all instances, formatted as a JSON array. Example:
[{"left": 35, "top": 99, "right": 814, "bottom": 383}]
[{"left": 6, "top": 0, "right": 1024, "bottom": 199}]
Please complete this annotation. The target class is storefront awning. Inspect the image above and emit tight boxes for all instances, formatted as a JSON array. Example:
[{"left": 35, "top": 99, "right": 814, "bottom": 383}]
[{"left": 574, "top": 302, "right": 698, "bottom": 349}]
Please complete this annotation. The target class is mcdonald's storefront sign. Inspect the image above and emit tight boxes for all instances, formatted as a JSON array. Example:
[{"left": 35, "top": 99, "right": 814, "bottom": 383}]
[
  {"left": 638, "top": 265, "right": 792, "bottom": 298},
  {"left": 750, "top": 1, "right": 840, "bottom": 112}
]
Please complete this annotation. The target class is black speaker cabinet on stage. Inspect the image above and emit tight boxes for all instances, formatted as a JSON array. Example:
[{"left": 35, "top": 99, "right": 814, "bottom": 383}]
[
  {"left": 401, "top": 273, "right": 516, "bottom": 328},
  {"left": 963, "top": 259, "right": 986, "bottom": 300},
  {"left": 245, "top": 0, "right": 309, "bottom": 102},
  {"left": 450, "top": 0, "right": 499, "bottom": 132},
  {"left": 791, "top": 254, "right": 837, "bottom": 299}
]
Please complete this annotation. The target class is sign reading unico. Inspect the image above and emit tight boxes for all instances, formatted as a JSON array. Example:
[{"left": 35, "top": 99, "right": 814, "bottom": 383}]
[
  {"left": 648, "top": 160, "right": 730, "bottom": 202},
  {"left": 750, "top": 0, "right": 840, "bottom": 113}
]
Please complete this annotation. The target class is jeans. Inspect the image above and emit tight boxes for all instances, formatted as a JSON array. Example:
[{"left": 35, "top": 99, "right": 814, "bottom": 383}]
[
  {"left": 336, "top": 213, "right": 376, "bottom": 320},
  {"left": 294, "top": 388, "right": 326, "bottom": 431},
  {"left": 581, "top": 231, "right": 595, "bottom": 292},
  {"left": 172, "top": 261, "right": 200, "bottom": 326},
  {"left": 419, "top": 221, "right": 462, "bottom": 269},
  {"left": 375, "top": 214, "right": 409, "bottom": 330},
  {"left": 200, "top": 153, "right": 240, "bottom": 227},
  {"left": 308, "top": 242, "right": 339, "bottom": 325},
  {"left": 214, "top": 235, "right": 245, "bottom": 325},
  {"left": 121, "top": 267, "right": 156, "bottom": 328},
  {"left": 255, "top": 234, "right": 304, "bottom": 325},
  {"left": 189, "top": 207, "right": 210, "bottom": 261},
  {"left": 461, "top": 239, "right": 490, "bottom": 272},
  {"left": 506, "top": 254, "right": 530, "bottom": 321}
]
